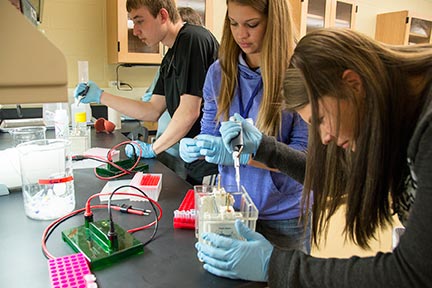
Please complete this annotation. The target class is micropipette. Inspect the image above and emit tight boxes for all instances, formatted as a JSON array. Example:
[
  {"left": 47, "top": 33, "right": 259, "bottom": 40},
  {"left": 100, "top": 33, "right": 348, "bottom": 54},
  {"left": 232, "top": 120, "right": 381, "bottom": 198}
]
[
  {"left": 233, "top": 151, "right": 241, "bottom": 192},
  {"left": 77, "top": 84, "right": 90, "bottom": 106},
  {"left": 229, "top": 116, "right": 244, "bottom": 192}
]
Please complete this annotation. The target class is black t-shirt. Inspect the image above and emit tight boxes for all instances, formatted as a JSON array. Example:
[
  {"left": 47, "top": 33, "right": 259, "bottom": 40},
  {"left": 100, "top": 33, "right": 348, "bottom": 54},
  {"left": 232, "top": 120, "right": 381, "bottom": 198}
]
[{"left": 153, "top": 23, "right": 219, "bottom": 138}]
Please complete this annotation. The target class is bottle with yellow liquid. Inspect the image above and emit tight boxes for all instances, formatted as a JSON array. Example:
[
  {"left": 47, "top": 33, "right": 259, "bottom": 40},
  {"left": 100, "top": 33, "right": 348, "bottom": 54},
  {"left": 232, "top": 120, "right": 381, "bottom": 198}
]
[
  {"left": 69, "top": 109, "right": 91, "bottom": 155},
  {"left": 70, "top": 99, "right": 92, "bottom": 129}
]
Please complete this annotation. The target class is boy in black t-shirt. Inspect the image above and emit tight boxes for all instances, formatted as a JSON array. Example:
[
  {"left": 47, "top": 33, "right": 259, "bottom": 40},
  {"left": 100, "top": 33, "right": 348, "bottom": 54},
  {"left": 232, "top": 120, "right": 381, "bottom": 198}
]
[{"left": 74, "top": 0, "right": 219, "bottom": 184}]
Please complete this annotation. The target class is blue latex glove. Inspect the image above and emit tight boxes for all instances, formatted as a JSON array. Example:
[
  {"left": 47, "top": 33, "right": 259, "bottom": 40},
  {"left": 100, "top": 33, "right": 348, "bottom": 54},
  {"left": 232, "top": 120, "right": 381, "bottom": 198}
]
[
  {"left": 179, "top": 138, "right": 201, "bottom": 163},
  {"left": 125, "top": 141, "right": 156, "bottom": 158},
  {"left": 195, "top": 134, "right": 249, "bottom": 166},
  {"left": 196, "top": 220, "right": 273, "bottom": 282},
  {"left": 73, "top": 80, "right": 103, "bottom": 104},
  {"left": 220, "top": 113, "right": 262, "bottom": 154}
]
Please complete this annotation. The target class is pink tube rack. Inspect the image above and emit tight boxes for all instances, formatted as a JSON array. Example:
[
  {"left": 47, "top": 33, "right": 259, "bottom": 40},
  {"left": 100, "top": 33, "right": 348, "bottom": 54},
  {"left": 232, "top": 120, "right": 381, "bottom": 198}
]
[{"left": 48, "top": 253, "right": 91, "bottom": 288}]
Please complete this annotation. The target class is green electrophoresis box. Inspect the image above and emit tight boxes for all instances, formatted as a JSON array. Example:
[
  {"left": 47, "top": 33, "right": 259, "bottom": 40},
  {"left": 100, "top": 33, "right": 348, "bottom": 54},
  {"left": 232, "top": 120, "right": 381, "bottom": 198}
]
[
  {"left": 96, "top": 159, "right": 149, "bottom": 177},
  {"left": 62, "top": 220, "right": 144, "bottom": 270}
]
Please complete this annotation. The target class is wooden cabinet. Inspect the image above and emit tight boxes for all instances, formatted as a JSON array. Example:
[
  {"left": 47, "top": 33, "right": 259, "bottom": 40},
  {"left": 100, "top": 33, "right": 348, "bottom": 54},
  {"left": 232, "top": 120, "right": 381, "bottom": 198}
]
[
  {"left": 107, "top": 0, "right": 214, "bottom": 64},
  {"left": 107, "top": 0, "right": 163, "bottom": 64},
  {"left": 375, "top": 10, "right": 432, "bottom": 45},
  {"left": 290, "top": 0, "right": 357, "bottom": 38},
  {"left": 176, "top": 0, "right": 214, "bottom": 31}
]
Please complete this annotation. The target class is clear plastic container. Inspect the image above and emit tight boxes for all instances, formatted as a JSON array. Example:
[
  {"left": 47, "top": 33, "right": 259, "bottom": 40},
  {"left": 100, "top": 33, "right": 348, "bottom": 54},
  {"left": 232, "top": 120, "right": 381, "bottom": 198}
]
[
  {"left": 69, "top": 111, "right": 91, "bottom": 155},
  {"left": 16, "top": 139, "right": 75, "bottom": 220},
  {"left": 9, "top": 126, "right": 46, "bottom": 147},
  {"left": 54, "top": 109, "right": 69, "bottom": 139},
  {"left": 194, "top": 184, "right": 258, "bottom": 242},
  {"left": 43, "top": 102, "right": 69, "bottom": 128}
]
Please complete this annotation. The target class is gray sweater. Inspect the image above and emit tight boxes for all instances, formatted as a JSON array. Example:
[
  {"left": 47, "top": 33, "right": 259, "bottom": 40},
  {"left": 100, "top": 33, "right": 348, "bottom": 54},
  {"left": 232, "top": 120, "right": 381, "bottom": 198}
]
[
  {"left": 254, "top": 135, "right": 306, "bottom": 184},
  {"left": 259, "top": 88, "right": 432, "bottom": 287}
]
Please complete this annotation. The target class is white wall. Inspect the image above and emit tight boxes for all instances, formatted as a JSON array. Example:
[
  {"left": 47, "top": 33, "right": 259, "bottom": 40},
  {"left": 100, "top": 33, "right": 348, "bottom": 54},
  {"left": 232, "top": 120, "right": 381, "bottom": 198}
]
[
  {"left": 354, "top": 0, "right": 432, "bottom": 37},
  {"left": 212, "top": 1, "right": 432, "bottom": 39},
  {"left": 36, "top": 0, "right": 431, "bottom": 98}
]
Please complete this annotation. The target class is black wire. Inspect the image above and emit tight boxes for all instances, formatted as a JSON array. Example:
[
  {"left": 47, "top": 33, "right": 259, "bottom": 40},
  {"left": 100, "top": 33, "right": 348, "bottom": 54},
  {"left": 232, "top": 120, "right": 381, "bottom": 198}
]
[
  {"left": 125, "top": 142, "right": 139, "bottom": 160},
  {"left": 108, "top": 185, "right": 159, "bottom": 246},
  {"left": 72, "top": 155, "right": 108, "bottom": 163}
]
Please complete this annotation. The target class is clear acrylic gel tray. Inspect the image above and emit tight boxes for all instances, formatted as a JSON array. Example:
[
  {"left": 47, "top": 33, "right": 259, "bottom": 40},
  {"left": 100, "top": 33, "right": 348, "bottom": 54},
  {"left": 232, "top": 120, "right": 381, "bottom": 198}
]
[{"left": 194, "top": 184, "right": 258, "bottom": 242}]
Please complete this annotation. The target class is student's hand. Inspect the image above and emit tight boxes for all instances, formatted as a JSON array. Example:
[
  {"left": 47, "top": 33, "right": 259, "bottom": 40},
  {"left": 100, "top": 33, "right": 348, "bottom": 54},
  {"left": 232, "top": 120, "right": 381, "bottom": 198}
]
[
  {"left": 125, "top": 141, "right": 156, "bottom": 158},
  {"left": 220, "top": 113, "right": 262, "bottom": 154},
  {"left": 179, "top": 138, "right": 201, "bottom": 163},
  {"left": 74, "top": 80, "right": 103, "bottom": 104},
  {"left": 195, "top": 134, "right": 249, "bottom": 165},
  {"left": 196, "top": 219, "right": 273, "bottom": 282}
]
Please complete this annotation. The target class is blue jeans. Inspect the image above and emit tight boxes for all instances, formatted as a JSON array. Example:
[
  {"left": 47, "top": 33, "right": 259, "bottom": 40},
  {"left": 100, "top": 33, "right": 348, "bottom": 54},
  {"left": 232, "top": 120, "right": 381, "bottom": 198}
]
[{"left": 256, "top": 214, "right": 311, "bottom": 253}]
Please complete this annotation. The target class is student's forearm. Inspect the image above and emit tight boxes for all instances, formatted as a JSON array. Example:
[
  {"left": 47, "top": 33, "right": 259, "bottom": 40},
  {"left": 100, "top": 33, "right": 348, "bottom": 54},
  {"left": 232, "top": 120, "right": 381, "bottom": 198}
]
[
  {"left": 152, "top": 120, "right": 194, "bottom": 154},
  {"left": 247, "top": 158, "right": 280, "bottom": 172},
  {"left": 151, "top": 94, "right": 201, "bottom": 154},
  {"left": 254, "top": 135, "right": 306, "bottom": 183},
  {"left": 100, "top": 92, "right": 162, "bottom": 121}
]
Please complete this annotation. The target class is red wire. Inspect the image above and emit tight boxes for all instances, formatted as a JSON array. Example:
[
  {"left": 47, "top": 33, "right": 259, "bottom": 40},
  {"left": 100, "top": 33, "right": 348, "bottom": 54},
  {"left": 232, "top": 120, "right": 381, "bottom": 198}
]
[
  {"left": 82, "top": 140, "right": 144, "bottom": 181},
  {"left": 85, "top": 192, "right": 163, "bottom": 220},
  {"left": 42, "top": 192, "right": 163, "bottom": 260}
]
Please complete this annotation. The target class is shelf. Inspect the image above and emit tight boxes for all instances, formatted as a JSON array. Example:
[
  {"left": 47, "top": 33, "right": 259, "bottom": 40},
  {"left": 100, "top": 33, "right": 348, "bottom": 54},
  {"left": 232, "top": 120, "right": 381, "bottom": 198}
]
[
  {"left": 307, "top": 13, "right": 325, "bottom": 20},
  {"left": 409, "top": 32, "right": 430, "bottom": 39},
  {"left": 409, "top": 34, "right": 431, "bottom": 44},
  {"left": 335, "top": 19, "right": 351, "bottom": 28},
  {"left": 307, "top": 14, "right": 325, "bottom": 30}
]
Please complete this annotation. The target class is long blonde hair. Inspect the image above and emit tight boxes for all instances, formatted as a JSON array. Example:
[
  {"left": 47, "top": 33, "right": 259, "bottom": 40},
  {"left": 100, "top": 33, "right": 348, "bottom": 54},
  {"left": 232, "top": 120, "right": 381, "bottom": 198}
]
[{"left": 217, "top": 0, "right": 296, "bottom": 136}]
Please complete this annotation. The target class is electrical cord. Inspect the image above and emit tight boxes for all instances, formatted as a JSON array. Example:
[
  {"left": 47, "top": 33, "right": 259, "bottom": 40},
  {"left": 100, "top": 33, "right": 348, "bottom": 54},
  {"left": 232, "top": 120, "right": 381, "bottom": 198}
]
[
  {"left": 42, "top": 141, "right": 155, "bottom": 258},
  {"left": 115, "top": 64, "right": 133, "bottom": 91},
  {"left": 41, "top": 189, "right": 162, "bottom": 260},
  {"left": 107, "top": 186, "right": 161, "bottom": 240},
  {"left": 114, "top": 63, "right": 157, "bottom": 91},
  {"left": 72, "top": 140, "right": 144, "bottom": 181}
]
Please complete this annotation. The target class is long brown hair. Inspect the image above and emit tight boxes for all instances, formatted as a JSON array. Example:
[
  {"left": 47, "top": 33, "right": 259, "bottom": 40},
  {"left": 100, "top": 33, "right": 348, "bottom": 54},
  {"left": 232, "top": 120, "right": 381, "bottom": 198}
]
[
  {"left": 288, "top": 28, "right": 432, "bottom": 248},
  {"left": 217, "top": 0, "right": 296, "bottom": 136}
]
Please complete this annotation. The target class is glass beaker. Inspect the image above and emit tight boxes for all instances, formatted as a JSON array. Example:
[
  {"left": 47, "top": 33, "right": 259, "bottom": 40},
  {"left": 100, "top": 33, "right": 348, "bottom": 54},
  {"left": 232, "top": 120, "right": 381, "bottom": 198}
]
[
  {"left": 9, "top": 126, "right": 46, "bottom": 147},
  {"left": 16, "top": 139, "right": 75, "bottom": 220}
]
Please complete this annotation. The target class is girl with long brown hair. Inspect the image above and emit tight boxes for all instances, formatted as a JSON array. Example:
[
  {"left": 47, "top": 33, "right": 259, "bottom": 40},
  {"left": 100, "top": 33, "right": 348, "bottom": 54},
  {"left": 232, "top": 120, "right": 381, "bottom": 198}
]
[{"left": 197, "top": 28, "right": 432, "bottom": 286}]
